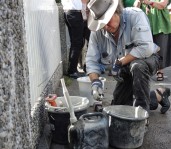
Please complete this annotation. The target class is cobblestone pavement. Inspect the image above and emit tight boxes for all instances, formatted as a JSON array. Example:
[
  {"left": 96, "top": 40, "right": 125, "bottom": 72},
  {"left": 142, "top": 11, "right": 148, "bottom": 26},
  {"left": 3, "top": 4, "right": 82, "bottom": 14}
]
[{"left": 51, "top": 67, "right": 171, "bottom": 149}]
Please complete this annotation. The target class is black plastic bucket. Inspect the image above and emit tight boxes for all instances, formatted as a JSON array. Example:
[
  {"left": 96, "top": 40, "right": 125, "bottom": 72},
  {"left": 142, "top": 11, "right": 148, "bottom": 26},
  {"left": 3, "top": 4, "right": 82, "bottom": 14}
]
[
  {"left": 103, "top": 105, "right": 149, "bottom": 149},
  {"left": 46, "top": 96, "right": 89, "bottom": 144},
  {"left": 48, "top": 109, "right": 87, "bottom": 144}
]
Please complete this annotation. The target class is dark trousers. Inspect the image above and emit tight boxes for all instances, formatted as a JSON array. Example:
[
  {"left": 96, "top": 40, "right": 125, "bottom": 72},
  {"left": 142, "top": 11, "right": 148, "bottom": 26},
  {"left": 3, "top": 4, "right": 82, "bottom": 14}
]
[
  {"left": 83, "top": 20, "right": 90, "bottom": 45},
  {"left": 64, "top": 11, "right": 84, "bottom": 74},
  {"left": 112, "top": 54, "right": 159, "bottom": 111},
  {"left": 153, "top": 33, "right": 169, "bottom": 68}
]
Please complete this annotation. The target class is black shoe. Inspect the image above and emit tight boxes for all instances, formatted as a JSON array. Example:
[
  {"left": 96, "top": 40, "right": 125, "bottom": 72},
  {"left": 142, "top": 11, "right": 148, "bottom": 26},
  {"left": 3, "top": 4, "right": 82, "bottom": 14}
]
[
  {"left": 156, "top": 88, "right": 170, "bottom": 114},
  {"left": 68, "top": 72, "right": 85, "bottom": 79}
]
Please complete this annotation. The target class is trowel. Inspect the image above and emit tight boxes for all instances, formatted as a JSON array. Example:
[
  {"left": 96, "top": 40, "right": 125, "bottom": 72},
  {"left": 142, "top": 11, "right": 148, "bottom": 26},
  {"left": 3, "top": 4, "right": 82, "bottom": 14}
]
[{"left": 93, "top": 96, "right": 104, "bottom": 112}]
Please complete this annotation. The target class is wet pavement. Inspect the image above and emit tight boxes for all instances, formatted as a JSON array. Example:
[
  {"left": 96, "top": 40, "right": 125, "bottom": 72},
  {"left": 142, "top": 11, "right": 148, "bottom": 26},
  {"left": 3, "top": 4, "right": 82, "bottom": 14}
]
[{"left": 51, "top": 66, "right": 171, "bottom": 149}]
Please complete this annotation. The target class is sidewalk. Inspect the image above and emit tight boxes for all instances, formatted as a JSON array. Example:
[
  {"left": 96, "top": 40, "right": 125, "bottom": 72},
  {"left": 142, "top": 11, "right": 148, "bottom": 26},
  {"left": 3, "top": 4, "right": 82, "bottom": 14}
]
[{"left": 51, "top": 66, "right": 171, "bottom": 149}]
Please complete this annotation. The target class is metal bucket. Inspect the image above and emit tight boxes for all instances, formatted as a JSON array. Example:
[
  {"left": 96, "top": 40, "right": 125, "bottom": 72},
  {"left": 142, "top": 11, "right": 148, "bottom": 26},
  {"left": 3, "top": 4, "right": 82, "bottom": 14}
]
[{"left": 103, "top": 105, "right": 149, "bottom": 149}]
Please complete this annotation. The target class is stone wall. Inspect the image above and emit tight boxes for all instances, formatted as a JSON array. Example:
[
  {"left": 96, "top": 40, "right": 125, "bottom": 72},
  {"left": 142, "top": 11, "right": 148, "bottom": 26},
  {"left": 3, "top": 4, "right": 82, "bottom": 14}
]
[
  {"left": 35, "top": 4, "right": 66, "bottom": 148},
  {"left": 57, "top": 3, "right": 68, "bottom": 75},
  {"left": 0, "top": 0, "right": 32, "bottom": 149},
  {"left": 0, "top": 1, "right": 65, "bottom": 149},
  {"left": 33, "top": 63, "right": 63, "bottom": 149},
  {"left": 0, "top": 0, "right": 66, "bottom": 149},
  {"left": 32, "top": 63, "right": 63, "bottom": 149},
  {"left": 29, "top": 3, "right": 64, "bottom": 148}
]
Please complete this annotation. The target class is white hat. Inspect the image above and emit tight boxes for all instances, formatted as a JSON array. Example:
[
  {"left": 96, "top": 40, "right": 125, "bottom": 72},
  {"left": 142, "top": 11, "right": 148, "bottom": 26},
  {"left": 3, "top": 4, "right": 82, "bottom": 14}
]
[{"left": 87, "top": 0, "right": 119, "bottom": 31}]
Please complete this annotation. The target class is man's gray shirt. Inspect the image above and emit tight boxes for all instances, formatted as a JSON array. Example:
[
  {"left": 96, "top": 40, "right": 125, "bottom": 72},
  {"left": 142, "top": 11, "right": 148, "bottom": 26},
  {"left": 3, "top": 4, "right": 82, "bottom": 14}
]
[{"left": 86, "top": 7, "right": 159, "bottom": 75}]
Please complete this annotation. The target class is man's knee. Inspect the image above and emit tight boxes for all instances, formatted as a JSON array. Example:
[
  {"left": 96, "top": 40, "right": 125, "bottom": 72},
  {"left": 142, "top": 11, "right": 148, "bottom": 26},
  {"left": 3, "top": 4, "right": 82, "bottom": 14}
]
[
  {"left": 130, "top": 62, "right": 150, "bottom": 80},
  {"left": 131, "top": 62, "right": 146, "bottom": 73}
]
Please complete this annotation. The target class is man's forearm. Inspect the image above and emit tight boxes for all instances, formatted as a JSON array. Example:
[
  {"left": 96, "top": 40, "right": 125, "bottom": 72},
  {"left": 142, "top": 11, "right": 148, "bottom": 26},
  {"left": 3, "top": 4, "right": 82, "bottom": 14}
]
[
  {"left": 119, "top": 54, "right": 137, "bottom": 66},
  {"left": 89, "top": 73, "right": 99, "bottom": 81}
]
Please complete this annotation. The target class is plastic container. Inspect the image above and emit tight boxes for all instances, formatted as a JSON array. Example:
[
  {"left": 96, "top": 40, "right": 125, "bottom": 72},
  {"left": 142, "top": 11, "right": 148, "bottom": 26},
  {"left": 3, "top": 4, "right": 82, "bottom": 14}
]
[
  {"left": 77, "top": 76, "right": 106, "bottom": 106},
  {"left": 45, "top": 96, "right": 89, "bottom": 144},
  {"left": 103, "top": 105, "right": 149, "bottom": 149},
  {"left": 69, "top": 112, "right": 109, "bottom": 149},
  {"left": 45, "top": 94, "right": 57, "bottom": 107}
]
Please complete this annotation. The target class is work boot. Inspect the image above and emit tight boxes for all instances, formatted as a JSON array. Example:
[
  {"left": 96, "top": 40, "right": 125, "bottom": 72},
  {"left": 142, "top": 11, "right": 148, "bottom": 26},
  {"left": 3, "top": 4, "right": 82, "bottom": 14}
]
[
  {"left": 68, "top": 72, "right": 85, "bottom": 79},
  {"left": 156, "top": 88, "right": 170, "bottom": 114}
]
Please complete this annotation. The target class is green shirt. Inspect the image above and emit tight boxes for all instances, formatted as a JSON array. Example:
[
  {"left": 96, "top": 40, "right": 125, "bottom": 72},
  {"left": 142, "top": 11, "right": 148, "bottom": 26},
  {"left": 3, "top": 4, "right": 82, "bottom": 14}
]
[
  {"left": 141, "top": 1, "right": 171, "bottom": 35},
  {"left": 122, "top": 0, "right": 135, "bottom": 7}
]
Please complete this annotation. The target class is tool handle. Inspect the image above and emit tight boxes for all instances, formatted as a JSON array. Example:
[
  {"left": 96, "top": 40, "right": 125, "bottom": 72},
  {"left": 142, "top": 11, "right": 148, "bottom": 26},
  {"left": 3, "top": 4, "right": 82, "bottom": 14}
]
[
  {"left": 80, "top": 112, "right": 105, "bottom": 122},
  {"left": 60, "top": 78, "right": 77, "bottom": 124}
]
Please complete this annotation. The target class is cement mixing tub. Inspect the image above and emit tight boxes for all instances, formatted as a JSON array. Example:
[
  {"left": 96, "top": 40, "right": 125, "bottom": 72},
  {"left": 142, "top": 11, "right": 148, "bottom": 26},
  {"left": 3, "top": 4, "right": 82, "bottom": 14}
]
[
  {"left": 77, "top": 76, "right": 106, "bottom": 106},
  {"left": 103, "top": 105, "right": 149, "bottom": 149},
  {"left": 45, "top": 96, "right": 89, "bottom": 144}
]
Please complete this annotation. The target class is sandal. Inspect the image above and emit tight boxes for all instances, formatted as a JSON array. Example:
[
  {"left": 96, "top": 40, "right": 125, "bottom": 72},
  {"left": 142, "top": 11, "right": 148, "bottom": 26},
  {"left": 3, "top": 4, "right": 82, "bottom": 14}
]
[
  {"left": 156, "top": 71, "right": 164, "bottom": 81},
  {"left": 156, "top": 88, "right": 171, "bottom": 114}
]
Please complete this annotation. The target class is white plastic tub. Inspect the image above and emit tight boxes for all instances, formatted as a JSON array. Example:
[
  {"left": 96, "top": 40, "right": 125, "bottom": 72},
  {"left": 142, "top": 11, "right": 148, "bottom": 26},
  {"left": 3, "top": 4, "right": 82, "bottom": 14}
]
[
  {"left": 45, "top": 96, "right": 89, "bottom": 113},
  {"left": 77, "top": 76, "right": 106, "bottom": 106}
]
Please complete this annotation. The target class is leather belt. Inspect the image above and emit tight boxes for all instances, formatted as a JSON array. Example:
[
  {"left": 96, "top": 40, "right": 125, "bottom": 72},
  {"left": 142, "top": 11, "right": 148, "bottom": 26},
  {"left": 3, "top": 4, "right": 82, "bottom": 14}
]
[{"left": 64, "top": 10, "right": 81, "bottom": 13}]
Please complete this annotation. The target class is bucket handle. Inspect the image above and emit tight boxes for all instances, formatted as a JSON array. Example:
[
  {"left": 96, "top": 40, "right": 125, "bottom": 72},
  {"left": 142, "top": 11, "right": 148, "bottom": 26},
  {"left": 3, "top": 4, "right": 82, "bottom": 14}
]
[
  {"left": 49, "top": 114, "right": 55, "bottom": 131},
  {"left": 54, "top": 107, "right": 67, "bottom": 112},
  {"left": 80, "top": 112, "right": 106, "bottom": 122}
]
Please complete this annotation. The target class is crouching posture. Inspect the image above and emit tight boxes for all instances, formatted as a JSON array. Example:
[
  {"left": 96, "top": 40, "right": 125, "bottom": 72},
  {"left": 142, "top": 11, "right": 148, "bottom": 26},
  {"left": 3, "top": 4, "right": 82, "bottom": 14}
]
[{"left": 85, "top": 0, "right": 168, "bottom": 113}]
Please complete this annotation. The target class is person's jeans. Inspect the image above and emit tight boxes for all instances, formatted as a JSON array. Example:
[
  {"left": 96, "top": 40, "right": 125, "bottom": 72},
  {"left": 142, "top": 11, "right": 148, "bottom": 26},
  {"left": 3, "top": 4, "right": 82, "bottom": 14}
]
[
  {"left": 112, "top": 54, "right": 160, "bottom": 111},
  {"left": 64, "top": 11, "right": 84, "bottom": 74}
]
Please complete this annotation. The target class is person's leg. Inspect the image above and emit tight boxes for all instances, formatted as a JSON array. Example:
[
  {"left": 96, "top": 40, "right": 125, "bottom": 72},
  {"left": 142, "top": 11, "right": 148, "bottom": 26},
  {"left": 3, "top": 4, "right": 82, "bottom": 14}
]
[
  {"left": 131, "top": 60, "right": 151, "bottom": 111},
  {"left": 112, "top": 66, "right": 134, "bottom": 106},
  {"left": 64, "top": 13, "right": 72, "bottom": 43},
  {"left": 150, "top": 87, "right": 170, "bottom": 114},
  {"left": 153, "top": 33, "right": 169, "bottom": 81},
  {"left": 131, "top": 54, "right": 159, "bottom": 111},
  {"left": 81, "top": 20, "right": 91, "bottom": 73},
  {"left": 84, "top": 20, "right": 91, "bottom": 44},
  {"left": 166, "top": 33, "right": 171, "bottom": 67},
  {"left": 65, "top": 11, "right": 84, "bottom": 75}
]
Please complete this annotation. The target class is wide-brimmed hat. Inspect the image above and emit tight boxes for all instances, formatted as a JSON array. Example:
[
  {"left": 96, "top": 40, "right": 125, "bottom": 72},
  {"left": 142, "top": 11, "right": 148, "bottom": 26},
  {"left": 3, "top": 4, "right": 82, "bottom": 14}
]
[{"left": 87, "top": 0, "right": 119, "bottom": 31}]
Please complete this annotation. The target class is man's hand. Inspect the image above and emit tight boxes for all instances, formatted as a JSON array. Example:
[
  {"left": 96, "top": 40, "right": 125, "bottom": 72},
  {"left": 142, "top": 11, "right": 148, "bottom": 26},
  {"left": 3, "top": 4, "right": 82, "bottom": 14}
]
[
  {"left": 111, "top": 59, "right": 124, "bottom": 82},
  {"left": 91, "top": 79, "right": 104, "bottom": 101}
]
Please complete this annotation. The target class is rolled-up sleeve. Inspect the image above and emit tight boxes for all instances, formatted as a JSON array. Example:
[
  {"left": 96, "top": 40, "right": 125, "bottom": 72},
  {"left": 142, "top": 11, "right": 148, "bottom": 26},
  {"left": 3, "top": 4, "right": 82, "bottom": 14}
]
[
  {"left": 86, "top": 32, "right": 101, "bottom": 75},
  {"left": 129, "top": 10, "right": 155, "bottom": 58}
]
